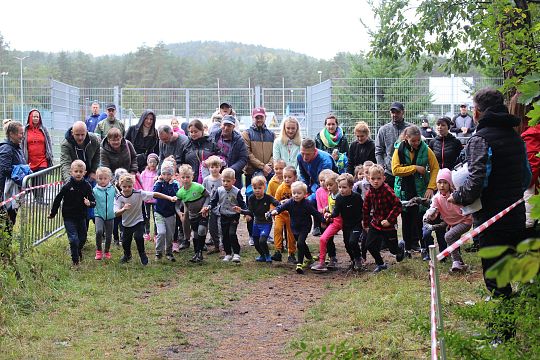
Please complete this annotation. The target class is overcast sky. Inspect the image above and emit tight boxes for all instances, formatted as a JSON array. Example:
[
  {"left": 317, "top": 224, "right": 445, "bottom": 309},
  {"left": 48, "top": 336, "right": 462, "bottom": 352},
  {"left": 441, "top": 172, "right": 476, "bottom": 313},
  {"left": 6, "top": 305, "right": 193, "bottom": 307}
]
[{"left": 1, "top": 0, "right": 374, "bottom": 59}]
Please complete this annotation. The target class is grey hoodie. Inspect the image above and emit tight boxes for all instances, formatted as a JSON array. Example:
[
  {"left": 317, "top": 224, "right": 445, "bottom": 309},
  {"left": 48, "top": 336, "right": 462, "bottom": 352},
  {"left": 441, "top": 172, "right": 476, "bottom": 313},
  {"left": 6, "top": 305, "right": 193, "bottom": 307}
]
[{"left": 375, "top": 119, "right": 411, "bottom": 175}]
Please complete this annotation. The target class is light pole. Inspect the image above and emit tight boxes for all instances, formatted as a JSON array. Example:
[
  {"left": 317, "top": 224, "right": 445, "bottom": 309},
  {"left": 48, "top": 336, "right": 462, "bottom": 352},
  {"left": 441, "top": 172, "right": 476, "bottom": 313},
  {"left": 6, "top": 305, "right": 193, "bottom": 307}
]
[
  {"left": 15, "top": 56, "right": 29, "bottom": 122},
  {"left": 1, "top": 72, "right": 7, "bottom": 120},
  {"left": 317, "top": 70, "right": 322, "bottom": 83}
]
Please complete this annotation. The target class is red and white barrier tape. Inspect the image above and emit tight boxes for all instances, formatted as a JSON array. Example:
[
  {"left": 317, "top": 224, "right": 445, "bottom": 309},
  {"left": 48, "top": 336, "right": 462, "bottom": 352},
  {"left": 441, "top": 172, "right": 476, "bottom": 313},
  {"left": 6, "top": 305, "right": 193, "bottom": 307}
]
[
  {"left": 436, "top": 198, "right": 524, "bottom": 261},
  {"left": 429, "top": 260, "right": 439, "bottom": 360},
  {"left": 0, "top": 181, "right": 64, "bottom": 208}
]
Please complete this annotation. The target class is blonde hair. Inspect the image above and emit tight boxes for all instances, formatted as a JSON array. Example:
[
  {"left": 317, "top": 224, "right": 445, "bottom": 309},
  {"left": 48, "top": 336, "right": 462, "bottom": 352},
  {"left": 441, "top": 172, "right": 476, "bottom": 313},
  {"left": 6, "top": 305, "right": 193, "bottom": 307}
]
[
  {"left": 291, "top": 181, "right": 307, "bottom": 194},
  {"left": 251, "top": 175, "right": 267, "bottom": 187},
  {"left": 318, "top": 168, "right": 335, "bottom": 182},
  {"left": 369, "top": 164, "right": 385, "bottom": 177},
  {"left": 325, "top": 172, "right": 339, "bottom": 184},
  {"left": 283, "top": 166, "right": 297, "bottom": 177},
  {"left": 119, "top": 173, "right": 134, "bottom": 186},
  {"left": 178, "top": 164, "right": 194, "bottom": 176},
  {"left": 96, "top": 166, "right": 113, "bottom": 179},
  {"left": 354, "top": 121, "right": 370, "bottom": 136},
  {"left": 71, "top": 159, "right": 86, "bottom": 170},
  {"left": 363, "top": 160, "right": 374, "bottom": 167},
  {"left": 205, "top": 155, "right": 222, "bottom": 168},
  {"left": 337, "top": 173, "right": 354, "bottom": 187},
  {"left": 273, "top": 159, "right": 286, "bottom": 168},
  {"left": 221, "top": 168, "right": 235, "bottom": 180},
  {"left": 279, "top": 116, "right": 301, "bottom": 146}
]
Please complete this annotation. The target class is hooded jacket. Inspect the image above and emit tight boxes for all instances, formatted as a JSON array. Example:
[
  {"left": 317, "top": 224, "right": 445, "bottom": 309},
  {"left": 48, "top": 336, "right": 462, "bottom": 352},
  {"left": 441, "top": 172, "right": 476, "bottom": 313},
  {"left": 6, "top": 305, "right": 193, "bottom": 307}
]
[
  {"left": 211, "top": 129, "right": 248, "bottom": 188},
  {"left": 100, "top": 137, "right": 138, "bottom": 174},
  {"left": 60, "top": 128, "right": 101, "bottom": 181},
  {"left": 242, "top": 124, "right": 275, "bottom": 176},
  {"left": 125, "top": 110, "right": 160, "bottom": 172},
  {"left": 180, "top": 135, "right": 220, "bottom": 182},
  {"left": 22, "top": 109, "right": 54, "bottom": 170},
  {"left": 0, "top": 139, "right": 25, "bottom": 201}
]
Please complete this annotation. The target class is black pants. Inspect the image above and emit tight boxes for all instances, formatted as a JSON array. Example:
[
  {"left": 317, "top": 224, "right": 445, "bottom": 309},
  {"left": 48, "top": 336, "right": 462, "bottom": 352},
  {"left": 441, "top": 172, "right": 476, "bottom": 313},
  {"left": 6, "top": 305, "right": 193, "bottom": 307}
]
[
  {"left": 122, "top": 221, "right": 146, "bottom": 259},
  {"left": 245, "top": 174, "right": 254, "bottom": 237},
  {"left": 327, "top": 236, "right": 336, "bottom": 258},
  {"left": 113, "top": 216, "right": 123, "bottom": 243},
  {"left": 221, "top": 214, "right": 240, "bottom": 255},
  {"left": 366, "top": 227, "right": 401, "bottom": 265},
  {"left": 189, "top": 215, "right": 208, "bottom": 253},
  {"left": 342, "top": 226, "right": 362, "bottom": 261},
  {"left": 295, "top": 231, "right": 312, "bottom": 265},
  {"left": 385, "top": 173, "right": 395, "bottom": 189},
  {"left": 401, "top": 206, "right": 422, "bottom": 250}
]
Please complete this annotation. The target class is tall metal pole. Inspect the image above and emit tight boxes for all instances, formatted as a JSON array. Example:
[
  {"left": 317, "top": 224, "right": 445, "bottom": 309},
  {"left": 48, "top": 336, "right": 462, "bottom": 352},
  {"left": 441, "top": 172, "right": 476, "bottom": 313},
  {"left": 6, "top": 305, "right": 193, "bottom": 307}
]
[
  {"left": 282, "top": 77, "right": 285, "bottom": 119},
  {"left": 318, "top": 70, "right": 322, "bottom": 84},
  {"left": 1, "top": 72, "right": 7, "bottom": 120},
  {"left": 217, "top": 78, "right": 221, "bottom": 105},
  {"left": 15, "top": 56, "right": 29, "bottom": 122}
]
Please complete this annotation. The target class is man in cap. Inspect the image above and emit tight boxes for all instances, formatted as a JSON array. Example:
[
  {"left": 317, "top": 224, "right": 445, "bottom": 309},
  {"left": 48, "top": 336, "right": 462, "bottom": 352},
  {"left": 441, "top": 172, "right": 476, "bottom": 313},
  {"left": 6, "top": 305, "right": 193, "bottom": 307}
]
[
  {"left": 95, "top": 104, "right": 125, "bottom": 139},
  {"left": 211, "top": 115, "right": 247, "bottom": 188},
  {"left": 451, "top": 104, "right": 475, "bottom": 140},
  {"left": 375, "top": 101, "right": 412, "bottom": 188}
]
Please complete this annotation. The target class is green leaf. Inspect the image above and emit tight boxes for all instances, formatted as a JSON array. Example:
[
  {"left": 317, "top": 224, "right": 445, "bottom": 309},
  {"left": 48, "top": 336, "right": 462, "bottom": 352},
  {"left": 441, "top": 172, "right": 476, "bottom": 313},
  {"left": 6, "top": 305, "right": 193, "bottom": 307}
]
[
  {"left": 527, "top": 105, "right": 540, "bottom": 127},
  {"left": 516, "top": 238, "right": 540, "bottom": 253},
  {"left": 485, "top": 255, "right": 509, "bottom": 279},
  {"left": 521, "top": 257, "right": 540, "bottom": 283},
  {"left": 523, "top": 73, "right": 540, "bottom": 83},
  {"left": 517, "top": 82, "right": 540, "bottom": 105},
  {"left": 479, "top": 246, "right": 510, "bottom": 259}
]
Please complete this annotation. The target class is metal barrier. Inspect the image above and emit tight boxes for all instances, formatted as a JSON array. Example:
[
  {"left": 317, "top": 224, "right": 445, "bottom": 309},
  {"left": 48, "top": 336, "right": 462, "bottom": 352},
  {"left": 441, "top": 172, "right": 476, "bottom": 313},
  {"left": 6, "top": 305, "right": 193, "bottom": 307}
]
[{"left": 19, "top": 165, "right": 65, "bottom": 250}]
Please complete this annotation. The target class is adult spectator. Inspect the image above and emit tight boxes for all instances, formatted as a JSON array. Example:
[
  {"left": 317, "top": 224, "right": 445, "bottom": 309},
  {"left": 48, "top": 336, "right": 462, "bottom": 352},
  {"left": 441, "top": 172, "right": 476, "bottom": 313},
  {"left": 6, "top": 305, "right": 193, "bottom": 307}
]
[
  {"left": 273, "top": 116, "right": 302, "bottom": 168},
  {"left": 95, "top": 104, "right": 125, "bottom": 139},
  {"left": 315, "top": 114, "right": 349, "bottom": 155},
  {"left": 85, "top": 101, "right": 107, "bottom": 133},
  {"left": 21, "top": 109, "right": 54, "bottom": 204},
  {"left": 125, "top": 109, "right": 160, "bottom": 173},
  {"left": 297, "top": 138, "right": 335, "bottom": 202},
  {"left": 100, "top": 127, "right": 138, "bottom": 175},
  {"left": 0, "top": 121, "right": 25, "bottom": 226},
  {"left": 219, "top": 102, "right": 236, "bottom": 117},
  {"left": 522, "top": 121, "right": 540, "bottom": 235},
  {"left": 157, "top": 125, "right": 188, "bottom": 171},
  {"left": 346, "top": 121, "right": 376, "bottom": 175},
  {"left": 211, "top": 115, "right": 247, "bottom": 188},
  {"left": 428, "top": 117, "right": 463, "bottom": 170},
  {"left": 180, "top": 119, "right": 220, "bottom": 183},
  {"left": 60, "top": 121, "right": 100, "bottom": 182},
  {"left": 375, "top": 101, "right": 412, "bottom": 188},
  {"left": 451, "top": 104, "right": 475, "bottom": 140},
  {"left": 208, "top": 113, "right": 223, "bottom": 137},
  {"left": 449, "top": 88, "right": 530, "bottom": 298}
]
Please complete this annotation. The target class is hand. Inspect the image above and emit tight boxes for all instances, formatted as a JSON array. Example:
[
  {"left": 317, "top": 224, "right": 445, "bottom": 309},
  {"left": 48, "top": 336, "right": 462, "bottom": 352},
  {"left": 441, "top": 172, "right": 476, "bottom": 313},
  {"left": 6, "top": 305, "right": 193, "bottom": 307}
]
[
  {"left": 447, "top": 195, "right": 455, "bottom": 204},
  {"left": 415, "top": 165, "right": 426, "bottom": 175},
  {"left": 263, "top": 164, "right": 272, "bottom": 176},
  {"left": 381, "top": 220, "right": 391, "bottom": 227},
  {"left": 201, "top": 207, "right": 209, "bottom": 217},
  {"left": 461, "top": 127, "right": 468, "bottom": 134},
  {"left": 122, "top": 203, "right": 132, "bottom": 211},
  {"left": 324, "top": 212, "right": 331, "bottom": 220},
  {"left": 424, "top": 189, "right": 434, "bottom": 199},
  {"left": 48, "top": 213, "right": 55, "bottom": 219},
  {"left": 265, "top": 212, "right": 272, "bottom": 220},
  {"left": 169, "top": 196, "right": 177, "bottom": 202},
  {"left": 245, "top": 215, "right": 252, "bottom": 222},
  {"left": 271, "top": 210, "right": 278, "bottom": 216},
  {"left": 232, "top": 206, "right": 242, "bottom": 213},
  {"left": 83, "top": 197, "right": 91, "bottom": 206}
]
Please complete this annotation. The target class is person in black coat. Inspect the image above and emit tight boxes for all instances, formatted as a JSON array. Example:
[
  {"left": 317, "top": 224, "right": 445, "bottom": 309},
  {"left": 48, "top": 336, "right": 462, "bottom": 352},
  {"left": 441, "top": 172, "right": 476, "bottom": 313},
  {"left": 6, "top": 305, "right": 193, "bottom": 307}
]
[
  {"left": 125, "top": 110, "right": 160, "bottom": 173},
  {"left": 428, "top": 117, "right": 463, "bottom": 170},
  {"left": 0, "top": 121, "right": 25, "bottom": 226},
  {"left": 346, "top": 121, "right": 376, "bottom": 175},
  {"left": 180, "top": 119, "right": 220, "bottom": 183}
]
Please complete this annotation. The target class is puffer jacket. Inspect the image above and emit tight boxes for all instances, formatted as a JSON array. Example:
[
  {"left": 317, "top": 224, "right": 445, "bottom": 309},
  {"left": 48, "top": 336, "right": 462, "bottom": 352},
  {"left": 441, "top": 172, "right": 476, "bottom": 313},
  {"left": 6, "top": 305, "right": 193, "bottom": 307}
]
[
  {"left": 428, "top": 133, "right": 463, "bottom": 170},
  {"left": 180, "top": 135, "right": 220, "bottom": 182},
  {"left": 60, "top": 128, "right": 101, "bottom": 181},
  {"left": 242, "top": 124, "right": 275, "bottom": 176},
  {"left": 93, "top": 184, "right": 116, "bottom": 220},
  {"left": 100, "top": 137, "right": 138, "bottom": 174}
]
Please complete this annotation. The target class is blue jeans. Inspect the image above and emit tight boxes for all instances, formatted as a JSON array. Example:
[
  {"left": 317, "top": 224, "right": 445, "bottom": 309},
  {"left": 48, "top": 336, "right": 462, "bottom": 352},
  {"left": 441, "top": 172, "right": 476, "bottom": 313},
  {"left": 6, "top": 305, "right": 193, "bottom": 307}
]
[{"left": 64, "top": 217, "right": 87, "bottom": 264}]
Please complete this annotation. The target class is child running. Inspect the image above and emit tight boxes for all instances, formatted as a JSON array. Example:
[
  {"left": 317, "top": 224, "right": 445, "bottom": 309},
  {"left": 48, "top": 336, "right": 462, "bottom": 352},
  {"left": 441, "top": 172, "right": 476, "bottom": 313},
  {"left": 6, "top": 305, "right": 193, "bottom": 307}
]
[
  {"left": 141, "top": 153, "right": 158, "bottom": 242},
  {"left": 202, "top": 155, "right": 223, "bottom": 254},
  {"left": 424, "top": 168, "right": 472, "bottom": 272},
  {"left": 153, "top": 164, "right": 180, "bottom": 262},
  {"left": 314, "top": 169, "right": 335, "bottom": 236},
  {"left": 204, "top": 168, "right": 249, "bottom": 263},
  {"left": 93, "top": 166, "right": 116, "bottom": 260},
  {"left": 272, "top": 181, "right": 325, "bottom": 274},
  {"left": 271, "top": 166, "right": 297, "bottom": 263},
  {"left": 115, "top": 174, "right": 176, "bottom": 265},
  {"left": 49, "top": 160, "right": 96, "bottom": 267},
  {"left": 362, "top": 165, "right": 405, "bottom": 273}
]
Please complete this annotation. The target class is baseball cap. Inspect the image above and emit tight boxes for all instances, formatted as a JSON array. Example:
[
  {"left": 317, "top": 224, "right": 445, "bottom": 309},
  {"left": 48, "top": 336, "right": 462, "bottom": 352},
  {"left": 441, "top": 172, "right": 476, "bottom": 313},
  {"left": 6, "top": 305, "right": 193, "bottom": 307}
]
[
  {"left": 222, "top": 115, "right": 236, "bottom": 125},
  {"left": 106, "top": 103, "right": 116, "bottom": 110},
  {"left": 390, "top": 102, "right": 404, "bottom": 111},
  {"left": 251, "top": 107, "right": 266, "bottom": 117},
  {"left": 220, "top": 102, "right": 232, "bottom": 109},
  {"left": 460, "top": 103, "right": 467, "bottom": 108}
]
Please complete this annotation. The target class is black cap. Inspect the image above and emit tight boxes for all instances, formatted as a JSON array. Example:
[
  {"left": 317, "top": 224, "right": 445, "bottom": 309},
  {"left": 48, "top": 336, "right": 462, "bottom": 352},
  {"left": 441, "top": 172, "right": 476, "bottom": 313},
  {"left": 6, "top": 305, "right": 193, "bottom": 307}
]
[
  {"left": 460, "top": 103, "right": 467, "bottom": 108},
  {"left": 219, "top": 102, "right": 231, "bottom": 109},
  {"left": 106, "top": 103, "right": 116, "bottom": 110},
  {"left": 390, "top": 102, "right": 404, "bottom": 111}
]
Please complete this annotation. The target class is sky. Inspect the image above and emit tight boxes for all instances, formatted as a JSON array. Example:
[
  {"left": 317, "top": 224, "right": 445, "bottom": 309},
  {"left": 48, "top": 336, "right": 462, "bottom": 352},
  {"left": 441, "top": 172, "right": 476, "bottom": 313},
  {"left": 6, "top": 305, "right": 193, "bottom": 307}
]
[{"left": 1, "top": 0, "right": 375, "bottom": 60}]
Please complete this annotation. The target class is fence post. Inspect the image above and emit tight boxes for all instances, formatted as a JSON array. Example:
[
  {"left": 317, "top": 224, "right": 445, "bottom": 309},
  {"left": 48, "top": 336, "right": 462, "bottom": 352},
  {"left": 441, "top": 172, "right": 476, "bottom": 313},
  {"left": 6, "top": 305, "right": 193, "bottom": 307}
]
[
  {"left": 185, "top": 88, "right": 190, "bottom": 122},
  {"left": 429, "top": 245, "right": 447, "bottom": 359},
  {"left": 255, "top": 86, "right": 261, "bottom": 108}
]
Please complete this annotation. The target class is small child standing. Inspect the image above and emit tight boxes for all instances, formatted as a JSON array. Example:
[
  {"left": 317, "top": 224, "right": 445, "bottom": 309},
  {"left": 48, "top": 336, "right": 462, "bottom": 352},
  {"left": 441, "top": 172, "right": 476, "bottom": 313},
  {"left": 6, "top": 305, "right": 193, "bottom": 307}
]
[
  {"left": 175, "top": 164, "right": 211, "bottom": 263},
  {"left": 171, "top": 117, "right": 185, "bottom": 135},
  {"left": 362, "top": 165, "right": 405, "bottom": 273},
  {"left": 153, "top": 165, "right": 180, "bottom": 262},
  {"left": 425, "top": 168, "right": 472, "bottom": 272},
  {"left": 314, "top": 169, "right": 334, "bottom": 236},
  {"left": 248, "top": 176, "right": 280, "bottom": 262},
  {"left": 49, "top": 160, "right": 96, "bottom": 267},
  {"left": 141, "top": 153, "right": 158, "bottom": 241},
  {"left": 272, "top": 181, "right": 325, "bottom": 274},
  {"left": 204, "top": 168, "right": 249, "bottom": 263},
  {"left": 271, "top": 166, "right": 298, "bottom": 263},
  {"left": 93, "top": 167, "right": 116, "bottom": 260},
  {"left": 115, "top": 174, "right": 176, "bottom": 265},
  {"left": 202, "top": 155, "right": 223, "bottom": 254},
  {"left": 113, "top": 168, "right": 128, "bottom": 246},
  {"left": 267, "top": 159, "right": 286, "bottom": 197}
]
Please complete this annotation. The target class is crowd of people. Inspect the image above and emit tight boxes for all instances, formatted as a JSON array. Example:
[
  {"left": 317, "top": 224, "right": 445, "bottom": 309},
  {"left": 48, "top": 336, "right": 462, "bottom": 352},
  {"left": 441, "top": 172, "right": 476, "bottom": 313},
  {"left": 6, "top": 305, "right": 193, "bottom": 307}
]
[{"left": 1, "top": 88, "right": 536, "bottom": 299}]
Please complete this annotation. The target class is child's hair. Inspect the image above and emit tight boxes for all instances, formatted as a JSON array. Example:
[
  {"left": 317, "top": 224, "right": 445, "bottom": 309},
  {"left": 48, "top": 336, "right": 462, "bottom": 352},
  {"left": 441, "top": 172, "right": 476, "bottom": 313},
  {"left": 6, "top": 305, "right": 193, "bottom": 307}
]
[
  {"left": 178, "top": 164, "right": 194, "bottom": 176},
  {"left": 291, "top": 181, "right": 307, "bottom": 194},
  {"left": 106, "top": 127, "right": 122, "bottom": 140},
  {"left": 368, "top": 164, "right": 385, "bottom": 177},
  {"left": 283, "top": 166, "right": 297, "bottom": 177},
  {"left": 354, "top": 165, "right": 364, "bottom": 179},
  {"left": 96, "top": 166, "right": 112, "bottom": 179},
  {"left": 114, "top": 168, "right": 128, "bottom": 183},
  {"left": 337, "top": 173, "right": 354, "bottom": 187},
  {"left": 71, "top": 159, "right": 86, "bottom": 170},
  {"left": 363, "top": 160, "right": 374, "bottom": 168},
  {"left": 119, "top": 173, "right": 134, "bottom": 186},
  {"left": 205, "top": 155, "right": 222, "bottom": 168},
  {"left": 171, "top": 117, "right": 179, "bottom": 126},
  {"left": 221, "top": 168, "right": 235, "bottom": 180},
  {"left": 161, "top": 165, "right": 175, "bottom": 175},
  {"left": 318, "top": 168, "right": 335, "bottom": 182},
  {"left": 325, "top": 172, "right": 339, "bottom": 184},
  {"left": 273, "top": 159, "right": 286, "bottom": 168},
  {"left": 251, "top": 175, "right": 267, "bottom": 187},
  {"left": 354, "top": 121, "right": 370, "bottom": 137}
]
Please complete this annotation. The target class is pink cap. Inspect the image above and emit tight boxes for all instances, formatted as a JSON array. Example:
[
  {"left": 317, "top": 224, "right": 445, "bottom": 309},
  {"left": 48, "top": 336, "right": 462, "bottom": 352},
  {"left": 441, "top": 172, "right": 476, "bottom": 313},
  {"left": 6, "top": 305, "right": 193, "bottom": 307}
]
[
  {"left": 436, "top": 168, "right": 454, "bottom": 188},
  {"left": 251, "top": 107, "right": 266, "bottom": 117}
]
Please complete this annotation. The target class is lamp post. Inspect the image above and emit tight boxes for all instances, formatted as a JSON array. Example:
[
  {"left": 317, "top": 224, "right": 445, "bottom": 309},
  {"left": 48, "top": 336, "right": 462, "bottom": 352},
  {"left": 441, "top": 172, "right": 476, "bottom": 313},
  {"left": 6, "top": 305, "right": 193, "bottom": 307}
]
[
  {"left": 317, "top": 70, "right": 322, "bottom": 83},
  {"left": 15, "top": 56, "right": 29, "bottom": 122},
  {"left": 1, "top": 72, "right": 7, "bottom": 120}
]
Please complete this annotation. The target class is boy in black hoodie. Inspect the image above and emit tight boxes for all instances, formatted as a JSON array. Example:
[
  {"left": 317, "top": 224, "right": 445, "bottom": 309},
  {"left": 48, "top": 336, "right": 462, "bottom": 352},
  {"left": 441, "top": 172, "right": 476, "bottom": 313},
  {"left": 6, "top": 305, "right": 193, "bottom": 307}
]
[{"left": 49, "top": 160, "right": 96, "bottom": 267}]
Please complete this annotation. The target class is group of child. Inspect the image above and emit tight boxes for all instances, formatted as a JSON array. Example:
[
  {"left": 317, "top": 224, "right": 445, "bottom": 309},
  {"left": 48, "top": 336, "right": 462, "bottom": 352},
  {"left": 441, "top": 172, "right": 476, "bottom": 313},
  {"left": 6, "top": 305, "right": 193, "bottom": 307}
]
[{"left": 50, "top": 134, "right": 471, "bottom": 275}]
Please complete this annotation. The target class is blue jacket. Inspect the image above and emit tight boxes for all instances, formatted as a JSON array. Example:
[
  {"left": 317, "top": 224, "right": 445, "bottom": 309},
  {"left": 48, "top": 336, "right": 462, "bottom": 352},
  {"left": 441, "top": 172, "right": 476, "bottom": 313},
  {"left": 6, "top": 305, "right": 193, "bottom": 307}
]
[
  {"left": 93, "top": 184, "right": 116, "bottom": 220},
  {"left": 86, "top": 113, "right": 107, "bottom": 133},
  {"left": 0, "top": 139, "right": 25, "bottom": 201},
  {"left": 153, "top": 180, "right": 179, "bottom": 217},
  {"left": 211, "top": 130, "right": 248, "bottom": 188},
  {"left": 297, "top": 150, "right": 335, "bottom": 195},
  {"left": 274, "top": 198, "right": 324, "bottom": 234}
]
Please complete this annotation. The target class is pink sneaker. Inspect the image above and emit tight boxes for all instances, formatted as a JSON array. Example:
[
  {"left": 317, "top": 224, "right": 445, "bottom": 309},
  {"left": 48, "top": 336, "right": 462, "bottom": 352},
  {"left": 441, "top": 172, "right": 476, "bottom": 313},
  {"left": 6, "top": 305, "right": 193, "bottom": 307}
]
[
  {"left": 95, "top": 250, "right": 103, "bottom": 260},
  {"left": 104, "top": 252, "right": 111, "bottom": 260},
  {"left": 172, "top": 241, "right": 180, "bottom": 253},
  {"left": 143, "top": 233, "right": 150, "bottom": 242}
]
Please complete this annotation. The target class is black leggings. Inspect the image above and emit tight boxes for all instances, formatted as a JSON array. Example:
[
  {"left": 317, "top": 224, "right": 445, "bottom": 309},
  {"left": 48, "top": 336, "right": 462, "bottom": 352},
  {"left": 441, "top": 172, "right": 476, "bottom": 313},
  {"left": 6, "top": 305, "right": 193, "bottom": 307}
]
[
  {"left": 401, "top": 206, "right": 422, "bottom": 250},
  {"left": 342, "top": 227, "right": 362, "bottom": 261},
  {"left": 122, "top": 222, "right": 145, "bottom": 258},
  {"left": 366, "top": 227, "right": 401, "bottom": 265},
  {"left": 221, "top": 214, "right": 240, "bottom": 255},
  {"left": 189, "top": 215, "right": 208, "bottom": 253},
  {"left": 294, "top": 231, "right": 312, "bottom": 265}
]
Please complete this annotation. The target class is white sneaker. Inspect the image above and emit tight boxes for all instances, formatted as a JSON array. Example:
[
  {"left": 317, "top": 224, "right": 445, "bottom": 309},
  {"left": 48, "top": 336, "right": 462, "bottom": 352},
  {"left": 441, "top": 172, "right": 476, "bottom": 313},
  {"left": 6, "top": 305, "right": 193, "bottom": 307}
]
[
  {"left": 248, "top": 237, "right": 254, "bottom": 246},
  {"left": 451, "top": 261, "right": 467, "bottom": 272},
  {"left": 232, "top": 254, "right": 241, "bottom": 263},
  {"left": 222, "top": 255, "right": 232, "bottom": 262}
]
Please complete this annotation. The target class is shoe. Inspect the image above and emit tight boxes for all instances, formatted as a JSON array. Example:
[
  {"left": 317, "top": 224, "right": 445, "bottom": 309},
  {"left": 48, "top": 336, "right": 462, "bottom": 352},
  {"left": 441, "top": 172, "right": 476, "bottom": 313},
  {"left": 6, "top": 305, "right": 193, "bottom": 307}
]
[
  {"left": 222, "top": 254, "right": 232, "bottom": 262},
  {"left": 155, "top": 253, "right": 163, "bottom": 260},
  {"left": 451, "top": 261, "right": 467, "bottom": 272},
  {"left": 196, "top": 251, "right": 204, "bottom": 262},
  {"left": 255, "top": 255, "right": 266, "bottom": 262},
  {"left": 287, "top": 255, "right": 297, "bottom": 264},
  {"left": 179, "top": 241, "right": 190, "bottom": 250},
  {"left": 296, "top": 264, "right": 304, "bottom": 274},
  {"left": 140, "top": 254, "right": 149, "bottom": 266},
  {"left": 302, "top": 257, "right": 315, "bottom": 269},
  {"left": 271, "top": 251, "right": 282, "bottom": 262},
  {"left": 114, "top": 240, "right": 120, "bottom": 247},
  {"left": 265, "top": 254, "right": 273, "bottom": 263},
  {"left": 421, "top": 249, "right": 430, "bottom": 261},
  {"left": 232, "top": 254, "right": 241, "bottom": 263},
  {"left": 353, "top": 258, "right": 363, "bottom": 271},
  {"left": 95, "top": 250, "right": 103, "bottom": 260},
  {"left": 373, "top": 264, "right": 388, "bottom": 273},
  {"left": 172, "top": 242, "right": 180, "bottom": 253},
  {"left": 104, "top": 252, "right": 111, "bottom": 260},
  {"left": 311, "top": 262, "right": 328, "bottom": 272},
  {"left": 79, "top": 250, "right": 83, "bottom": 262},
  {"left": 143, "top": 233, "right": 150, "bottom": 242},
  {"left": 248, "top": 237, "right": 255, "bottom": 246},
  {"left": 311, "top": 227, "right": 321, "bottom": 236},
  {"left": 396, "top": 241, "right": 406, "bottom": 262},
  {"left": 205, "top": 238, "right": 213, "bottom": 245},
  {"left": 120, "top": 255, "right": 132, "bottom": 263},
  {"left": 189, "top": 253, "right": 198, "bottom": 263},
  {"left": 404, "top": 250, "right": 412, "bottom": 259},
  {"left": 411, "top": 245, "right": 421, "bottom": 252},
  {"left": 327, "top": 257, "right": 337, "bottom": 269}
]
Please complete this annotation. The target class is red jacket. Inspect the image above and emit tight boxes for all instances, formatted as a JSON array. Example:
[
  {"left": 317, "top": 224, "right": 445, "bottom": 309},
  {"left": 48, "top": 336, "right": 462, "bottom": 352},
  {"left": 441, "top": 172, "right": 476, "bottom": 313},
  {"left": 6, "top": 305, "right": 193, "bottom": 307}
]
[
  {"left": 362, "top": 183, "right": 402, "bottom": 231},
  {"left": 521, "top": 124, "right": 540, "bottom": 190}
]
